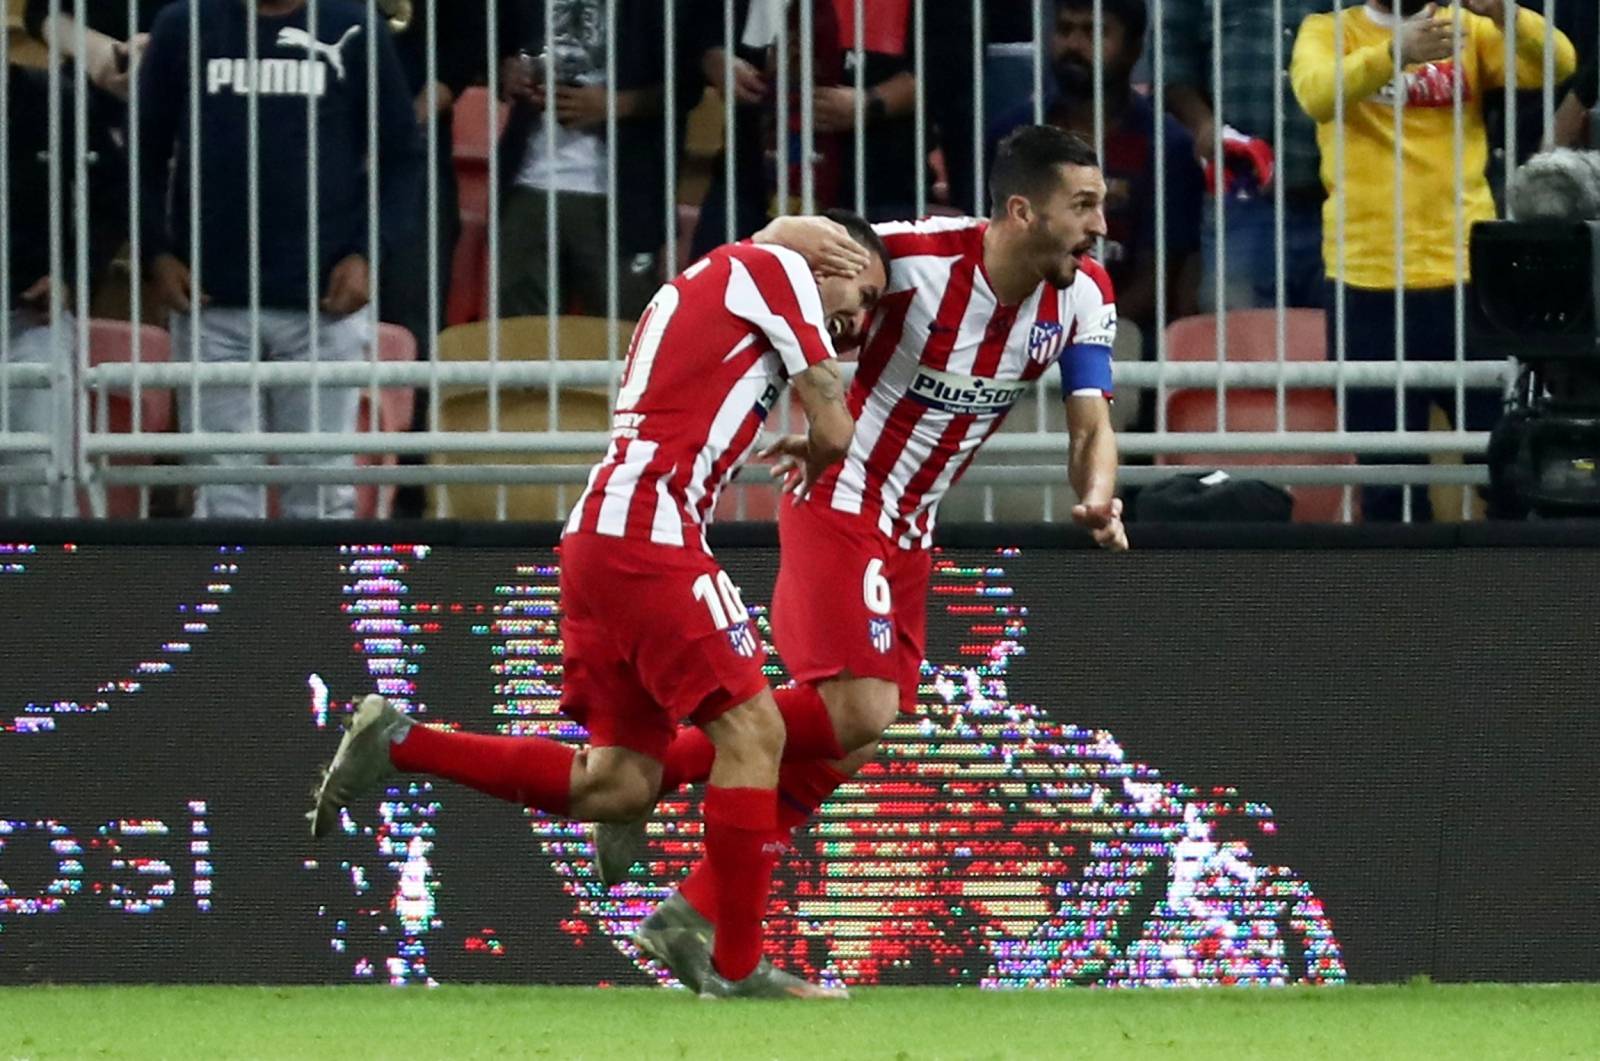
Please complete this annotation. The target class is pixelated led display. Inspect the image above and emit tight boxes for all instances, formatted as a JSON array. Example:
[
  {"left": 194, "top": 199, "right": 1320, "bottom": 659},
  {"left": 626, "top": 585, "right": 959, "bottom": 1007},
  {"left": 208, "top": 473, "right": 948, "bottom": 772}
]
[{"left": 3, "top": 536, "right": 1594, "bottom": 985}]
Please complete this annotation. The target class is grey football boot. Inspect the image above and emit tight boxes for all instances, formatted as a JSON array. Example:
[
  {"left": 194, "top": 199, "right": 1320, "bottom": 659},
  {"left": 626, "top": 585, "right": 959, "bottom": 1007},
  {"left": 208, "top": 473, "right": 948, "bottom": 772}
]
[
  {"left": 591, "top": 816, "right": 650, "bottom": 887},
  {"left": 308, "top": 693, "right": 410, "bottom": 839},
  {"left": 698, "top": 959, "right": 850, "bottom": 1000},
  {"left": 633, "top": 889, "right": 716, "bottom": 992}
]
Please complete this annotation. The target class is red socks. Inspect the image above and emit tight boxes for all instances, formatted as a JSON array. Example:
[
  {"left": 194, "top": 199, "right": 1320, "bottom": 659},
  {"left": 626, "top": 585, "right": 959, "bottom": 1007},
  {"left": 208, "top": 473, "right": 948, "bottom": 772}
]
[
  {"left": 661, "top": 685, "right": 843, "bottom": 792},
  {"left": 702, "top": 785, "right": 779, "bottom": 982},
  {"left": 680, "top": 759, "right": 853, "bottom": 923},
  {"left": 389, "top": 724, "right": 576, "bottom": 816}
]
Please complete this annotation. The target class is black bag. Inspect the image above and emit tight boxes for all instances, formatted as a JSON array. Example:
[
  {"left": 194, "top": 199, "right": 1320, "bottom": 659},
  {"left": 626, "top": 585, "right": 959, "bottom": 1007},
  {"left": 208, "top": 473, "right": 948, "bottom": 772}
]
[{"left": 1131, "top": 471, "right": 1293, "bottom": 523}]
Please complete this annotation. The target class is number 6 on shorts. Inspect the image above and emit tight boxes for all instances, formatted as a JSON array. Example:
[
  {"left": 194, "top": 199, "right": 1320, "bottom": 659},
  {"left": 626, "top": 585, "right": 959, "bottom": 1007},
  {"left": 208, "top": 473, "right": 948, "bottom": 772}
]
[{"left": 863, "top": 558, "right": 892, "bottom": 616}]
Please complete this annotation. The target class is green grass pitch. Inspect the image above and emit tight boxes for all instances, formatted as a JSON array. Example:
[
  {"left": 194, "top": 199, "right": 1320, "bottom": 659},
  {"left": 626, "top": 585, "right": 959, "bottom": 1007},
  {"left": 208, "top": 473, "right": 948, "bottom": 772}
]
[{"left": 3, "top": 984, "right": 1598, "bottom": 1060}]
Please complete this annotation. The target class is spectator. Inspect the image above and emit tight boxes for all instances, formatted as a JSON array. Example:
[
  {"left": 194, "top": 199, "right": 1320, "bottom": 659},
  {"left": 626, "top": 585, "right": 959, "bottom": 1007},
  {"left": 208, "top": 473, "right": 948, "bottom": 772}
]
[
  {"left": 1291, "top": 0, "right": 1576, "bottom": 522},
  {"left": 1163, "top": 0, "right": 1328, "bottom": 311},
  {"left": 991, "top": 0, "right": 1203, "bottom": 339},
  {"left": 4, "top": 60, "right": 122, "bottom": 516},
  {"left": 1553, "top": 60, "right": 1596, "bottom": 148},
  {"left": 139, "top": 0, "right": 423, "bottom": 519},
  {"left": 688, "top": 0, "right": 920, "bottom": 261},
  {"left": 495, "top": 0, "right": 698, "bottom": 320},
  {"left": 381, "top": 1, "right": 486, "bottom": 353}
]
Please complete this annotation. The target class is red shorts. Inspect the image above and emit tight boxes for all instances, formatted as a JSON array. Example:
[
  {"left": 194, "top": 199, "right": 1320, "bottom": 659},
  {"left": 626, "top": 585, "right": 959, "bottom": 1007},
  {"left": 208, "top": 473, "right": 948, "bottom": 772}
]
[
  {"left": 558, "top": 533, "right": 769, "bottom": 761},
  {"left": 771, "top": 498, "right": 930, "bottom": 712}
]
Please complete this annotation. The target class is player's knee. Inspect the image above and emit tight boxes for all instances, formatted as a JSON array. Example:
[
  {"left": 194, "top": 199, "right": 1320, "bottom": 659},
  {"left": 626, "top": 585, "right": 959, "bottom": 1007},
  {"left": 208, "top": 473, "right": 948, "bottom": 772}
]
[
  {"left": 707, "top": 696, "right": 785, "bottom": 764},
  {"left": 825, "top": 677, "right": 900, "bottom": 752},
  {"left": 581, "top": 770, "right": 657, "bottom": 821}
]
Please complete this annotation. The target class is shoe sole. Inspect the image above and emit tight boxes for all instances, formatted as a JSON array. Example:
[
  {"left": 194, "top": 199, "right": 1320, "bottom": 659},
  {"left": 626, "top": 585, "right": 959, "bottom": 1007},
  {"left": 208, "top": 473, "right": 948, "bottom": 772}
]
[
  {"left": 307, "top": 694, "right": 390, "bottom": 839},
  {"left": 635, "top": 926, "right": 709, "bottom": 994}
]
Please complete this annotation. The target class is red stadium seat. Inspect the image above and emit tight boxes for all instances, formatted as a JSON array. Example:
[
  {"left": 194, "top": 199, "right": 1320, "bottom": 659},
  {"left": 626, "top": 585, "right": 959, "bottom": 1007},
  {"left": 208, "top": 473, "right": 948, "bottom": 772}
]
[
  {"left": 85, "top": 319, "right": 173, "bottom": 518},
  {"left": 452, "top": 87, "right": 510, "bottom": 226},
  {"left": 353, "top": 323, "right": 418, "bottom": 519},
  {"left": 1160, "top": 309, "right": 1357, "bottom": 523},
  {"left": 447, "top": 217, "right": 489, "bottom": 325}
]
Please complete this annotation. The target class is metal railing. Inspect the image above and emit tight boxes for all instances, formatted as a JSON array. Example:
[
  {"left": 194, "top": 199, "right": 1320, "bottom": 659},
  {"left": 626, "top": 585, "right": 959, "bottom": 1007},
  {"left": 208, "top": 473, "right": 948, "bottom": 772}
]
[{"left": 2, "top": 0, "right": 1593, "bottom": 522}]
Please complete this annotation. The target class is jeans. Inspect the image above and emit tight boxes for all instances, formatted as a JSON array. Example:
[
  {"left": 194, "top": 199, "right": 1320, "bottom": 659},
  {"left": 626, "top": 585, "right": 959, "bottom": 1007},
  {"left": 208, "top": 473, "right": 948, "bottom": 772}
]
[{"left": 1199, "top": 194, "right": 1325, "bottom": 312}]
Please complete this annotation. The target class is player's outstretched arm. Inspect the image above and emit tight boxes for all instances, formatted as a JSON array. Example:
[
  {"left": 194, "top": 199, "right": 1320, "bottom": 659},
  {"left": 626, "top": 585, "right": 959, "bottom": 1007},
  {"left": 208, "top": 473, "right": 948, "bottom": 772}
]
[
  {"left": 1065, "top": 395, "right": 1128, "bottom": 552},
  {"left": 765, "top": 359, "right": 854, "bottom": 498}
]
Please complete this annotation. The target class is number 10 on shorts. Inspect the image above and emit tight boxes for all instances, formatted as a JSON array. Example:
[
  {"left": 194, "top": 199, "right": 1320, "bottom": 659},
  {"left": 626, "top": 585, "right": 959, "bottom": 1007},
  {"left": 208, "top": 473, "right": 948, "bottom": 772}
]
[{"left": 693, "top": 571, "right": 759, "bottom": 657}]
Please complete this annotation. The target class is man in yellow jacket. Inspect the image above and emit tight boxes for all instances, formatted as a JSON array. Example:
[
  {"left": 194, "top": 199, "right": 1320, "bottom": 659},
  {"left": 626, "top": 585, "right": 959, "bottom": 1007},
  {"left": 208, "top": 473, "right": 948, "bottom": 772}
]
[{"left": 1290, "top": 1, "right": 1575, "bottom": 521}]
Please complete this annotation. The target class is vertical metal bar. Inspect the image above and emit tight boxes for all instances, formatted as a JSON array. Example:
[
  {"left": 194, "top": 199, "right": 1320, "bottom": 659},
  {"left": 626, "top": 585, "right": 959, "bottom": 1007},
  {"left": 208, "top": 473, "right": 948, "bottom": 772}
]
[
  {"left": 46, "top": 0, "right": 64, "bottom": 515},
  {"left": 308, "top": 0, "right": 323, "bottom": 518},
  {"left": 1541, "top": 0, "right": 1555, "bottom": 147},
  {"left": 1453, "top": 4, "right": 1468, "bottom": 519},
  {"left": 1032, "top": 0, "right": 1044, "bottom": 125},
  {"left": 776, "top": 13, "right": 789, "bottom": 214},
  {"left": 799, "top": 0, "right": 815, "bottom": 214},
  {"left": 912, "top": 0, "right": 925, "bottom": 216},
  {"left": 971, "top": 0, "right": 983, "bottom": 215},
  {"left": 128, "top": 0, "right": 147, "bottom": 516},
  {"left": 188, "top": 0, "right": 202, "bottom": 504},
  {"left": 248, "top": 0, "right": 263, "bottom": 515},
  {"left": 425, "top": 0, "right": 440, "bottom": 444},
  {"left": 488, "top": 0, "right": 505, "bottom": 520},
  {"left": 723, "top": 0, "right": 736, "bottom": 243},
  {"left": 366, "top": 0, "right": 382, "bottom": 511},
  {"left": 1332, "top": 2, "right": 1347, "bottom": 440},
  {"left": 1503, "top": 5, "right": 1518, "bottom": 192},
  {"left": 72, "top": 0, "right": 91, "bottom": 516},
  {"left": 543, "top": 0, "right": 558, "bottom": 465},
  {"left": 1091, "top": 0, "right": 1103, "bottom": 160},
  {"left": 1273, "top": 0, "right": 1287, "bottom": 433},
  {"left": 982, "top": 484, "right": 994, "bottom": 522},
  {"left": 1391, "top": 5, "right": 1407, "bottom": 522},
  {"left": 853, "top": 0, "right": 865, "bottom": 216},
  {"left": 0, "top": 4, "right": 10, "bottom": 516},
  {"left": 1152, "top": 0, "right": 1167, "bottom": 432},
  {"left": 606, "top": 0, "right": 619, "bottom": 403},
  {"left": 664, "top": 0, "right": 679, "bottom": 271},
  {"left": 1210, "top": 0, "right": 1226, "bottom": 429}
]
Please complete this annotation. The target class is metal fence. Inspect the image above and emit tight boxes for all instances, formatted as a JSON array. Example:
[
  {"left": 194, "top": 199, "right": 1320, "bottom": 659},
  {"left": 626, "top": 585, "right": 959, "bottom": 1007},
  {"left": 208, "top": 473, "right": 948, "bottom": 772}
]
[{"left": 2, "top": 0, "right": 1595, "bottom": 522}]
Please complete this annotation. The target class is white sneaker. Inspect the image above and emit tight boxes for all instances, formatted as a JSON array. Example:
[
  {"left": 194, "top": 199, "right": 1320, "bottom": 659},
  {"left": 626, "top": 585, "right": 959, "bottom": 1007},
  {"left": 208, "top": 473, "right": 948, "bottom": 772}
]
[{"left": 307, "top": 694, "right": 409, "bottom": 839}]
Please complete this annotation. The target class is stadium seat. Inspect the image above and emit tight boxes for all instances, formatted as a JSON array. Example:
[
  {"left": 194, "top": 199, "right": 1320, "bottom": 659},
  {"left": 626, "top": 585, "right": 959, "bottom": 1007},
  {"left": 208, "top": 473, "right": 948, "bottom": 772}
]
[
  {"left": 84, "top": 319, "right": 173, "bottom": 518},
  {"left": 446, "top": 88, "right": 510, "bottom": 327},
  {"left": 1159, "top": 309, "right": 1356, "bottom": 523},
  {"left": 1163, "top": 308, "right": 1327, "bottom": 363},
  {"left": 428, "top": 315, "right": 634, "bottom": 520},
  {"left": 352, "top": 323, "right": 418, "bottom": 520}
]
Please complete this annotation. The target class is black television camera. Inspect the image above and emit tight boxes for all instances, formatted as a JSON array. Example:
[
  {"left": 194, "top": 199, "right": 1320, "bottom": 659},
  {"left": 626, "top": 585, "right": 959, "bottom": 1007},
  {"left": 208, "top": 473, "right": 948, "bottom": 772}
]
[{"left": 1469, "top": 220, "right": 1600, "bottom": 517}]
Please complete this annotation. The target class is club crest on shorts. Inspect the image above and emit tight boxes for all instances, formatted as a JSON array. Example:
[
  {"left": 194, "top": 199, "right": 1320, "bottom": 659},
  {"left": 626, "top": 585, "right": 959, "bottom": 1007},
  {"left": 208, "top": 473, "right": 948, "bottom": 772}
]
[
  {"left": 868, "top": 616, "right": 894, "bottom": 655},
  {"left": 1027, "top": 320, "right": 1065, "bottom": 365},
  {"left": 726, "top": 621, "right": 758, "bottom": 658}
]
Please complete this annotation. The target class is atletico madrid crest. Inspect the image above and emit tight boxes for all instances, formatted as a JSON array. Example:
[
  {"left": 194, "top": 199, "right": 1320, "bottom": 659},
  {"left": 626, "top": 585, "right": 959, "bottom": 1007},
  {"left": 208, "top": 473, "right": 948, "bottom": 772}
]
[
  {"left": 1027, "top": 320, "right": 1065, "bottom": 365},
  {"left": 868, "top": 616, "right": 894, "bottom": 655},
  {"left": 726, "top": 621, "right": 758, "bottom": 658}
]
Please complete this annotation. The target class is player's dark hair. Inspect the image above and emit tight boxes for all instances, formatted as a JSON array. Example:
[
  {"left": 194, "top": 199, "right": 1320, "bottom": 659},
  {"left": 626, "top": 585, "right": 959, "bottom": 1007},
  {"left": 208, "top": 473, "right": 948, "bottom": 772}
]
[
  {"left": 821, "top": 207, "right": 892, "bottom": 279},
  {"left": 988, "top": 125, "right": 1100, "bottom": 217},
  {"left": 1054, "top": 0, "right": 1148, "bottom": 46}
]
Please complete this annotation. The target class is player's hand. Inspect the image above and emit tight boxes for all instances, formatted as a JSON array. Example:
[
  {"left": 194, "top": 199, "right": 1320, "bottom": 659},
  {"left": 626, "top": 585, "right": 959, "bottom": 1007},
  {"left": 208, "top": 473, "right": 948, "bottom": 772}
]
[
  {"left": 150, "top": 253, "right": 208, "bottom": 314},
  {"left": 752, "top": 216, "right": 871, "bottom": 278},
  {"left": 702, "top": 47, "right": 767, "bottom": 104},
  {"left": 812, "top": 85, "right": 860, "bottom": 133},
  {"left": 320, "top": 254, "right": 370, "bottom": 316},
  {"left": 1398, "top": 6, "right": 1453, "bottom": 66},
  {"left": 760, "top": 434, "right": 816, "bottom": 499},
  {"left": 555, "top": 84, "right": 607, "bottom": 130},
  {"left": 1460, "top": 0, "right": 1507, "bottom": 28},
  {"left": 1072, "top": 497, "right": 1129, "bottom": 552}
]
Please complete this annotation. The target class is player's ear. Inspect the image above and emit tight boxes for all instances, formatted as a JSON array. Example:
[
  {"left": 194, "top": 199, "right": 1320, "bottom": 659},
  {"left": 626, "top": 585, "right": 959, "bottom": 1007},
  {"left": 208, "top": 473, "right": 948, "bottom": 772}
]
[{"left": 1007, "top": 193, "right": 1033, "bottom": 226}]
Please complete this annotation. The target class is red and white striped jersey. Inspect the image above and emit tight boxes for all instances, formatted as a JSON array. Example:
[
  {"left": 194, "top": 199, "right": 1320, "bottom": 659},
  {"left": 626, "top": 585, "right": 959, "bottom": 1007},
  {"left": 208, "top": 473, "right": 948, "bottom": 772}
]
[
  {"left": 809, "top": 216, "right": 1117, "bottom": 549},
  {"left": 566, "top": 243, "right": 837, "bottom": 551}
]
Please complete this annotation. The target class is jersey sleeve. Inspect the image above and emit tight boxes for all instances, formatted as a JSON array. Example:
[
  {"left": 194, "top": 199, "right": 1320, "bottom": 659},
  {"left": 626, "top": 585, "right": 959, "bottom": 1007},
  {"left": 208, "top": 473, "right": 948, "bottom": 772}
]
[
  {"left": 1060, "top": 261, "right": 1118, "bottom": 399},
  {"left": 722, "top": 243, "right": 838, "bottom": 376}
]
